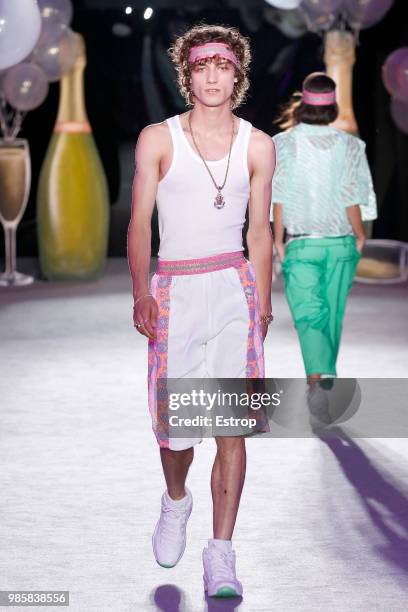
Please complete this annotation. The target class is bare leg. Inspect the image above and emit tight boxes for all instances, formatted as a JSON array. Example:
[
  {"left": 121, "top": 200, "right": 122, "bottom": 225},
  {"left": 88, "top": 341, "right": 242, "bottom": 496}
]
[
  {"left": 160, "top": 447, "right": 194, "bottom": 500},
  {"left": 307, "top": 373, "right": 322, "bottom": 387},
  {"left": 211, "top": 437, "right": 246, "bottom": 540}
]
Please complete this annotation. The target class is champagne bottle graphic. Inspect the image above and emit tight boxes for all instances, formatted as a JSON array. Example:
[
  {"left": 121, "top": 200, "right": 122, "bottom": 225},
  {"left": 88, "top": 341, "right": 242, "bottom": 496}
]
[{"left": 37, "top": 33, "right": 109, "bottom": 280}]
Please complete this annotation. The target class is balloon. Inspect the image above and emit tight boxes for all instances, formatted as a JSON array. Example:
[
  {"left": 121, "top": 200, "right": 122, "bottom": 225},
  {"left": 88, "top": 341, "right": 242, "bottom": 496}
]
[
  {"left": 265, "top": 0, "right": 302, "bottom": 8},
  {"left": 390, "top": 98, "right": 408, "bottom": 135},
  {"left": 302, "top": 0, "right": 344, "bottom": 14},
  {"left": 31, "top": 26, "right": 80, "bottom": 82},
  {"left": 0, "top": 67, "right": 7, "bottom": 84},
  {"left": 265, "top": 7, "right": 309, "bottom": 38},
  {"left": 37, "top": 0, "right": 73, "bottom": 27},
  {"left": 36, "top": 1, "right": 73, "bottom": 48},
  {"left": 37, "top": 15, "right": 68, "bottom": 49},
  {"left": 300, "top": 4, "right": 337, "bottom": 31},
  {"left": 0, "top": 70, "right": 7, "bottom": 95},
  {"left": 344, "top": 0, "right": 394, "bottom": 29},
  {"left": 3, "top": 62, "right": 49, "bottom": 111},
  {"left": 382, "top": 47, "right": 408, "bottom": 102},
  {"left": 0, "top": 0, "right": 41, "bottom": 70}
]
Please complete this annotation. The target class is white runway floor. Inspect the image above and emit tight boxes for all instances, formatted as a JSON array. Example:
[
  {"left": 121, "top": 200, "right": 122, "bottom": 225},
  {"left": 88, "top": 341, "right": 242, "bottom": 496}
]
[{"left": 1, "top": 258, "right": 408, "bottom": 612}]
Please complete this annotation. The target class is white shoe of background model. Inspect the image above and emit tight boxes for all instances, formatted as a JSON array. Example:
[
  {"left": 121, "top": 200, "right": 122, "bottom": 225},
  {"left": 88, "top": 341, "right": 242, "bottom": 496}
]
[
  {"left": 152, "top": 487, "right": 193, "bottom": 568},
  {"left": 203, "top": 540, "right": 243, "bottom": 597}
]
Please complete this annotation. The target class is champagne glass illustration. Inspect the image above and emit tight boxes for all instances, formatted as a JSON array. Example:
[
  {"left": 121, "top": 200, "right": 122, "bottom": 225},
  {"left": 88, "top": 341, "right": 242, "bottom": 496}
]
[{"left": 0, "top": 138, "right": 34, "bottom": 286}]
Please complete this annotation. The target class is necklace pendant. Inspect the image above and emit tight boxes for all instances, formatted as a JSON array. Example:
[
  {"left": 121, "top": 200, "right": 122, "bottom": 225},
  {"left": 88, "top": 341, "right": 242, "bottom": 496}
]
[{"left": 214, "top": 191, "right": 225, "bottom": 209}]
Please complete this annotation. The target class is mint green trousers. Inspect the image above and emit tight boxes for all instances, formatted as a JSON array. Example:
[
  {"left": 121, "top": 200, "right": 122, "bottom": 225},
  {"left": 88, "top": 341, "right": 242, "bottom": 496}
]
[{"left": 281, "top": 235, "right": 361, "bottom": 377}]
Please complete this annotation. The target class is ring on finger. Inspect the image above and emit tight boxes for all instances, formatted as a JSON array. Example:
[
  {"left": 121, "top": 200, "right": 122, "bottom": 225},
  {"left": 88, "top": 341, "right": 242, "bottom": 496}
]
[{"left": 134, "top": 319, "right": 146, "bottom": 329}]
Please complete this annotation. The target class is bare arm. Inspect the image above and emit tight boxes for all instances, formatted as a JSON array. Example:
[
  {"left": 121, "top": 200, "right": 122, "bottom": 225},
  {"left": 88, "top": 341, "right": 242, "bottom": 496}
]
[
  {"left": 247, "top": 131, "right": 276, "bottom": 339},
  {"left": 127, "top": 124, "right": 163, "bottom": 339},
  {"left": 346, "top": 205, "right": 365, "bottom": 252},
  {"left": 272, "top": 203, "right": 284, "bottom": 261}
]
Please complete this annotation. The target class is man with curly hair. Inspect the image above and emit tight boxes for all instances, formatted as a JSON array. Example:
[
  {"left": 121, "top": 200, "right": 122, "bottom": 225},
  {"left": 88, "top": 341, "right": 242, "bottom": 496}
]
[{"left": 128, "top": 24, "right": 275, "bottom": 598}]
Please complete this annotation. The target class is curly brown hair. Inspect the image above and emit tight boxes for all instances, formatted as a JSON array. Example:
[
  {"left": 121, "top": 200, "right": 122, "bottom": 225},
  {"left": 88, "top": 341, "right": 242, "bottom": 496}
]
[
  {"left": 275, "top": 72, "right": 339, "bottom": 130},
  {"left": 168, "top": 24, "right": 251, "bottom": 110}
]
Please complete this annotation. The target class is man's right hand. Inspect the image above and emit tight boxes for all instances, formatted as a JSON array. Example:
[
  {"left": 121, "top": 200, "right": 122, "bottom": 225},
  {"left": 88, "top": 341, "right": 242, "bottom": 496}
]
[
  {"left": 356, "top": 236, "right": 365, "bottom": 253},
  {"left": 133, "top": 295, "right": 158, "bottom": 340},
  {"left": 275, "top": 241, "right": 285, "bottom": 262}
]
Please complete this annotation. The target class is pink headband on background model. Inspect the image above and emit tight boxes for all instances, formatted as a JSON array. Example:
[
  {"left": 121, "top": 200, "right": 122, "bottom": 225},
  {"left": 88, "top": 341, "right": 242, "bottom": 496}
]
[
  {"left": 188, "top": 42, "right": 239, "bottom": 67},
  {"left": 302, "top": 89, "right": 336, "bottom": 105}
]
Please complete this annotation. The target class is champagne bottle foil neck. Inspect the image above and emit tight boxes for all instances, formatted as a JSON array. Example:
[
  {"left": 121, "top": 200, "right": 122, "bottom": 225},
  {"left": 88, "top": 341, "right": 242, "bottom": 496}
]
[
  {"left": 56, "top": 41, "right": 89, "bottom": 127},
  {"left": 54, "top": 121, "right": 91, "bottom": 134}
]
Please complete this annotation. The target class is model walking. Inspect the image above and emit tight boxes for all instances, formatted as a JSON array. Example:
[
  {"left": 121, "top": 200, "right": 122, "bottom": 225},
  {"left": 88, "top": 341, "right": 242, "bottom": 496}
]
[
  {"left": 272, "top": 72, "right": 377, "bottom": 387},
  {"left": 127, "top": 24, "right": 275, "bottom": 597}
]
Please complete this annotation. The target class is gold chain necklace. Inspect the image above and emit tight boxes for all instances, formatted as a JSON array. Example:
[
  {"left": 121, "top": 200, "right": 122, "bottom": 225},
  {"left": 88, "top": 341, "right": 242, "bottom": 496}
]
[{"left": 187, "top": 111, "right": 235, "bottom": 210}]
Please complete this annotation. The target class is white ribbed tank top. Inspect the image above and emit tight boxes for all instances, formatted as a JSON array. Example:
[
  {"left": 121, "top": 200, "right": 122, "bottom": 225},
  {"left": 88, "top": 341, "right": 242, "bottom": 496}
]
[{"left": 156, "top": 114, "right": 252, "bottom": 260}]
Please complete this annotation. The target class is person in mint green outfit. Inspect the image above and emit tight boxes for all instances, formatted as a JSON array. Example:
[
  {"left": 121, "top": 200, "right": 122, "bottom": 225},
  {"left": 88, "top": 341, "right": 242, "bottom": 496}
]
[{"left": 272, "top": 72, "right": 377, "bottom": 386}]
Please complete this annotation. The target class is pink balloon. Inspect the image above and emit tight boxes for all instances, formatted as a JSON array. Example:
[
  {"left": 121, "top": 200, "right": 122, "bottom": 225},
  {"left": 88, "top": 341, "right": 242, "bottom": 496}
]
[
  {"left": 383, "top": 47, "right": 408, "bottom": 102},
  {"left": 302, "top": 0, "right": 344, "bottom": 14},
  {"left": 3, "top": 62, "right": 49, "bottom": 111},
  {"left": 344, "top": 0, "right": 394, "bottom": 29},
  {"left": 390, "top": 98, "right": 408, "bottom": 135}
]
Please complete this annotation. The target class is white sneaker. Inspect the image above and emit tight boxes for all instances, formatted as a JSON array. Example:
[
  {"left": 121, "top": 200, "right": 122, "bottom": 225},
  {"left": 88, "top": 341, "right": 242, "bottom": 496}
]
[
  {"left": 203, "top": 541, "right": 243, "bottom": 598},
  {"left": 152, "top": 487, "right": 193, "bottom": 568}
]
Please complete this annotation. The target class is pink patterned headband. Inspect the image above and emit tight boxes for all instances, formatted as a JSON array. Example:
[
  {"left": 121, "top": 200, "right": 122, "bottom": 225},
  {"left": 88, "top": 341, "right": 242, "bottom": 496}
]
[
  {"left": 188, "top": 42, "right": 239, "bottom": 67},
  {"left": 302, "top": 89, "right": 336, "bottom": 106}
]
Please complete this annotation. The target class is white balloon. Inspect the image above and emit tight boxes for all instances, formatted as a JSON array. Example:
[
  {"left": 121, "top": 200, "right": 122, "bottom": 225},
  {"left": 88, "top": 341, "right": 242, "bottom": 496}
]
[
  {"left": 265, "top": 0, "right": 302, "bottom": 9},
  {"left": 0, "top": 0, "right": 42, "bottom": 70},
  {"left": 3, "top": 62, "right": 49, "bottom": 111}
]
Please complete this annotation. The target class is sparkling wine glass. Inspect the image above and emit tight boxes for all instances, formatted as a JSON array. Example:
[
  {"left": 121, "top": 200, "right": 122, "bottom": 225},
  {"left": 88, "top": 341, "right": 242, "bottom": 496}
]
[{"left": 0, "top": 138, "right": 34, "bottom": 286}]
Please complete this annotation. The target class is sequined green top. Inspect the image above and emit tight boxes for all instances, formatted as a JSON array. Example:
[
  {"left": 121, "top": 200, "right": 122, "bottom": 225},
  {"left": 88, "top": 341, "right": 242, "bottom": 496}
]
[{"left": 271, "top": 122, "right": 378, "bottom": 236}]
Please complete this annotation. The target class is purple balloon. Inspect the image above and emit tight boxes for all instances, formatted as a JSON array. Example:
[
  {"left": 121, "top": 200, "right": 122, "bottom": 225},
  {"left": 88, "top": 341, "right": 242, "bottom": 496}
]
[
  {"left": 36, "top": 17, "right": 67, "bottom": 48},
  {"left": 37, "top": 0, "right": 73, "bottom": 27},
  {"left": 383, "top": 47, "right": 408, "bottom": 102},
  {"left": 344, "top": 0, "right": 394, "bottom": 29},
  {"left": 3, "top": 62, "right": 49, "bottom": 111},
  {"left": 390, "top": 98, "right": 408, "bottom": 135},
  {"left": 34, "top": 0, "right": 73, "bottom": 51},
  {"left": 300, "top": 3, "right": 337, "bottom": 31},
  {"left": 0, "top": 71, "right": 6, "bottom": 95},
  {"left": 30, "top": 26, "right": 80, "bottom": 82},
  {"left": 302, "top": 0, "right": 344, "bottom": 14}
]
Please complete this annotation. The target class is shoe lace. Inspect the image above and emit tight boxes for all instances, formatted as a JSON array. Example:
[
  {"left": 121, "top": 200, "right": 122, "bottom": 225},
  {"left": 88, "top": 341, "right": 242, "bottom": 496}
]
[
  {"left": 208, "top": 549, "right": 235, "bottom": 580},
  {"left": 160, "top": 505, "right": 188, "bottom": 541}
]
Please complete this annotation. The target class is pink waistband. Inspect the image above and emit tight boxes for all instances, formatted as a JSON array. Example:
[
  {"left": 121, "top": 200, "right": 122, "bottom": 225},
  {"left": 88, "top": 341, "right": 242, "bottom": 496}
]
[{"left": 156, "top": 251, "right": 246, "bottom": 275}]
